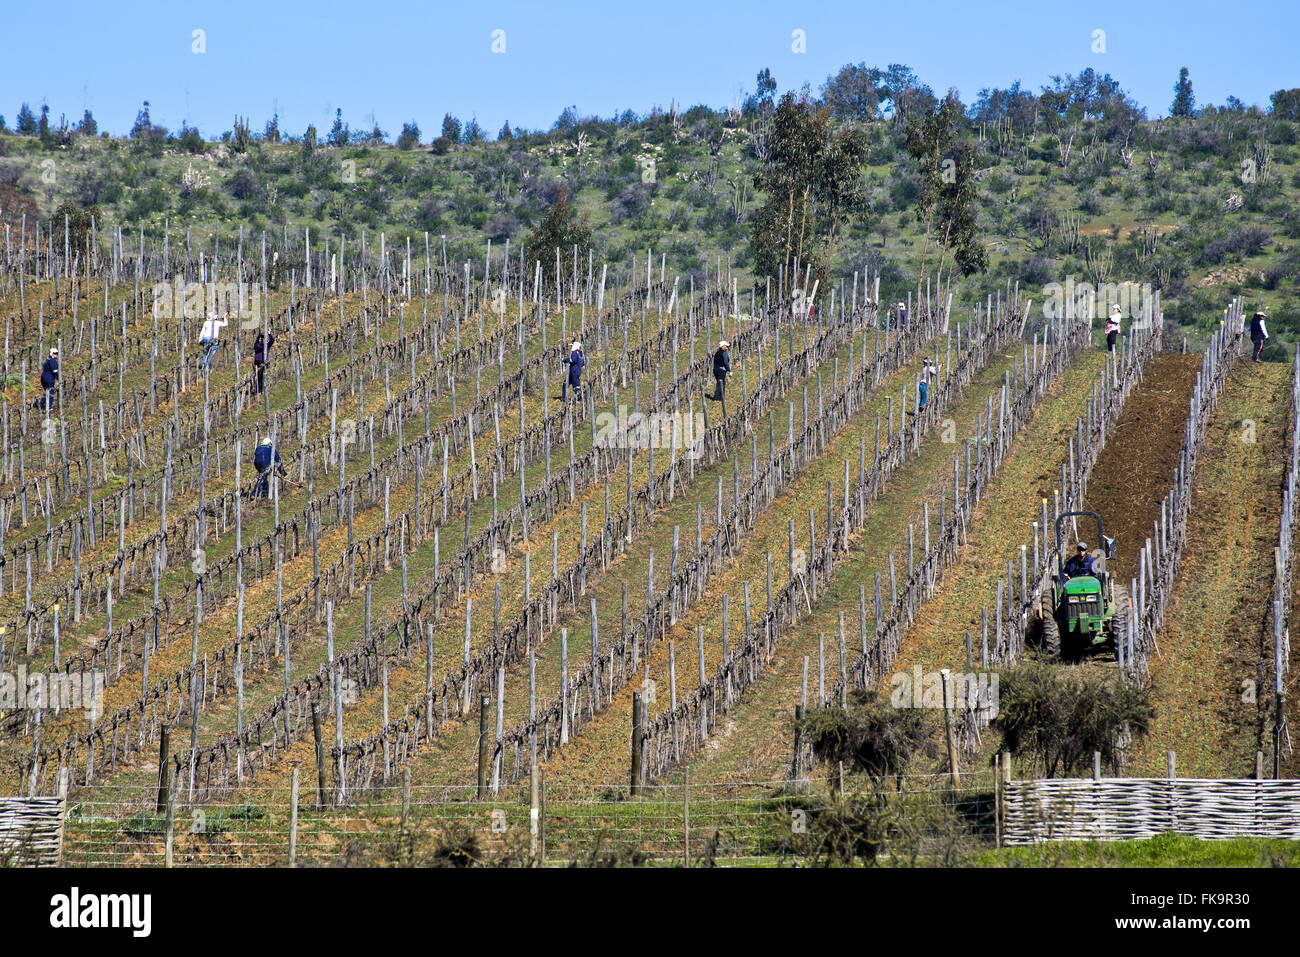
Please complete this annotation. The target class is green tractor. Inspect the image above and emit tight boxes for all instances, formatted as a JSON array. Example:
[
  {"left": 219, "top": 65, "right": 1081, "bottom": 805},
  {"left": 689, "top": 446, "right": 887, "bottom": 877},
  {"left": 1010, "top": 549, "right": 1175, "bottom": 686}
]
[{"left": 1039, "top": 510, "right": 1131, "bottom": 660}]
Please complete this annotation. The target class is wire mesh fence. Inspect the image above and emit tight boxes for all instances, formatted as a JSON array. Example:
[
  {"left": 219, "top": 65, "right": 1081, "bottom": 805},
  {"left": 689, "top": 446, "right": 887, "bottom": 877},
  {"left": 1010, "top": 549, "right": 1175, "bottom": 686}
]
[{"left": 57, "top": 771, "right": 999, "bottom": 867}]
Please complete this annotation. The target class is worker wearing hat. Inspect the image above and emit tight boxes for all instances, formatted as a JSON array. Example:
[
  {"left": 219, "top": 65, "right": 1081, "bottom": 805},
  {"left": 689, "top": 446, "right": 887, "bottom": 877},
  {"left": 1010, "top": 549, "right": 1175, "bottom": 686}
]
[
  {"left": 1249, "top": 308, "right": 1269, "bottom": 362},
  {"left": 253, "top": 435, "right": 286, "bottom": 498},
  {"left": 1063, "top": 541, "right": 1096, "bottom": 579},
  {"left": 918, "top": 359, "right": 934, "bottom": 412},
  {"left": 708, "top": 339, "right": 731, "bottom": 413},
  {"left": 561, "top": 339, "right": 585, "bottom": 401},
  {"left": 897, "top": 301, "right": 908, "bottom": 327},
  {"left": 1106, "top": 304, "right": 1122, "bottom": 352},
  {"left": 40, "top": 347, "right": 60, "bottom": 411}
]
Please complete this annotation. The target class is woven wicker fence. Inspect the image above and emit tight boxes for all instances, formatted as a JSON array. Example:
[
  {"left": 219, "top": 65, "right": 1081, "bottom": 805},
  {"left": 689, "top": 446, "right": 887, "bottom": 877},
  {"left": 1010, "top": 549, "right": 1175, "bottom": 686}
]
[
  {"left": 0, "top": 795, "right": 65, "bottom": 866},
  {"left": 1004, "top": 776, "right": 1300, "bottom": 843}
]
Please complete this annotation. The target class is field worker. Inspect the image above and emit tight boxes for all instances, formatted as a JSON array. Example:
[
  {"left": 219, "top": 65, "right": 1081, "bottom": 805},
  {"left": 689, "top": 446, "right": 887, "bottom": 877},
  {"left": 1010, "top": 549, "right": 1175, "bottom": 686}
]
[
  {"left": 1106, "top": 304, "right": 1122, "bottom": 352},
  {"left": 561, "top": 339, "right": 585, "bottom": 401},
  {"left": 918, "top": 362, "right": 931, "bottom": 412},
  {"left": 252, "top": 331, "right": 276, "bottom": 395},
  {"left": 39, "top": 347, "right": 59, "bottom": 410},
  {"left": 897, "top": 301, "right": 908, "bottom": 327},
  {"left": 1063, "top": 542, "right": 1095, "bottom": 579},
  {"left": 198, "top": 313, "right": 230, "bottom": 370},
  {"left": 709, "top": 339, "right": 731, "bottom": 413},
  {"left": 1250, "top": 309, "right": 1269, "bottom": 362},
  {"left": 253, "top": 436, "right": 286, "bottom": 498}
]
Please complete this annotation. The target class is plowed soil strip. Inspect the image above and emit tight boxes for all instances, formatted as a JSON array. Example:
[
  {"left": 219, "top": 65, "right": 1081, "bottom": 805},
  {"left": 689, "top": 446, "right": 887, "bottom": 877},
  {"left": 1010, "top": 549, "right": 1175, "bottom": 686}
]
[
  {"left": 1081, "top": 353, "right": 1203, "bottom": 589},
  {"left": 1130, "top": 361, "right": 1289, "bottom": 776}
]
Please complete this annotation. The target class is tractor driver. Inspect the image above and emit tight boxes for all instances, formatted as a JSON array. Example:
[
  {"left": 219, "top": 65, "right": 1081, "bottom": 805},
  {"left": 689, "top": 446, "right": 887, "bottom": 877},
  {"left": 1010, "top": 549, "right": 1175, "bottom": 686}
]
[{"left": 1063, "top": 542, "right": 1095, "bottom": 579}]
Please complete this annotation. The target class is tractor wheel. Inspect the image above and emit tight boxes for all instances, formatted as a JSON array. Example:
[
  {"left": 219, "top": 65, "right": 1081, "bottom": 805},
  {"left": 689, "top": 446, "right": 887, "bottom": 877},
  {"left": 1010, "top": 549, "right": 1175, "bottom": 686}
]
[
  {"left": 1040, "top": 598, "right": 1061, "bottom": 660},
  {"left": 1110, "top": 583, "right": 1132, "bottom": 658}
]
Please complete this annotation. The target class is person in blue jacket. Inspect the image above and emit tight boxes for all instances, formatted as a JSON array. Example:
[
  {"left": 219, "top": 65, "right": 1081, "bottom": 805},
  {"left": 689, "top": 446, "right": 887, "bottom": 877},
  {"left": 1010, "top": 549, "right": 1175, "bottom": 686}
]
[
  {"left": 39, "top": 347, "right": 59, "bottom": 411},
  {"left": 253, "top": 436, "right": 286, "bottom": 498},
  {"left": 561, "top": 340, "right": 585, "bottom": 401},
  {"left": 1063, "top": 542, "right": 1096, "bottom": 579}
]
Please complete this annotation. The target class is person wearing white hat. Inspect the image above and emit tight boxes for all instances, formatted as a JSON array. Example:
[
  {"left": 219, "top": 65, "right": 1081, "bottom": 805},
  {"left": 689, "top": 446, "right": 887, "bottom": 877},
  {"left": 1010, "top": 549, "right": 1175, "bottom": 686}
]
[
  {"left": 708, "top": 340, "right": 731, "bottom": 413},
  {"left": 1105, "top": 304, "right": 1121, "bottom": 352},
  {"left": 561, "top": 339, "right": 585, "bottom": 401},
  {"left": 253, "top": 435, "right": 285, "bottom": 498},
  {"left": 897, "top": 301, "right": 908, "bottom": 327},
  {"left": 40, "top": 347, "right": 60, "bottom": 411},
  {"left": 1250, "top": 309, "right": 1269, "bottom": 362},
  {"left": 198, "top": 313, "right": 230, "bottom": 370}
]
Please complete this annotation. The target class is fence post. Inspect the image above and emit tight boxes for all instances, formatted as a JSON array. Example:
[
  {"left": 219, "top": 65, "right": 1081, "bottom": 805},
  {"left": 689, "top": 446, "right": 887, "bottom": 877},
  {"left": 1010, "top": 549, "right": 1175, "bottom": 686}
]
[
  {"left": 994, "top": 752, "right": 1001, "bottom": 850},
  {"left": 311, "top": 698, "right": 326, "bottom": 809},
  {"left": 156, "top": 722, "right": 171, "bottom": 813},
  {"left": 477, "top": 695, "right": 491, "bottom": 799},
  {"left": 683, "top": 766, "right": 691, "bottom": 868},
  {"left": 401, "top": 767, "right": 411, "bottom": 842},
  {"left": 289, "top": 767, "right": 299, "bottom": 868},
  {"left": 539, "top": 772, "right": 547, "bottom": 867},
  {"left": 939, "top": 669, "right": 960, "bottom": 789},
  {"left": 630, "top": 692, "right": 644, "bottom": 797},
  {"left": 529, "top": 755, "right": 540, "bottom": 864},
  {"left": 790, "top": 704, "right": 805, "bottom": 792},
  {"left": 164, "top": 765, "right": 176, "bottom": 868}
]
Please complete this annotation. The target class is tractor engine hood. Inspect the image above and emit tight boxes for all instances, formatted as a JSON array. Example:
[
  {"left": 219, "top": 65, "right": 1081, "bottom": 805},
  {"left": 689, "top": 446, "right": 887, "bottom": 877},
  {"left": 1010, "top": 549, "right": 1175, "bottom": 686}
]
[{"left": 1063, "top": 576, "right": 1101, "bottom": 594}]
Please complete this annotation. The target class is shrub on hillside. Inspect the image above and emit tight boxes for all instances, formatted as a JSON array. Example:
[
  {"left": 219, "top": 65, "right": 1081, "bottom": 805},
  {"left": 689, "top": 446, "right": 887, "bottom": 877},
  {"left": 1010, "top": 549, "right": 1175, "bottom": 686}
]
[{"left": 995, "top": 661, "right": 1153, "bottom": 777}]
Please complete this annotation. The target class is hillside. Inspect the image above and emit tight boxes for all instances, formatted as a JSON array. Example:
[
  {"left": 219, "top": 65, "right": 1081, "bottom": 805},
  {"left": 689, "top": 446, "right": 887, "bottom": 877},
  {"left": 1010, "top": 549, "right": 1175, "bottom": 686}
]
[{"left": 3, "top": 70, "right": 1300, "bottom": 347}]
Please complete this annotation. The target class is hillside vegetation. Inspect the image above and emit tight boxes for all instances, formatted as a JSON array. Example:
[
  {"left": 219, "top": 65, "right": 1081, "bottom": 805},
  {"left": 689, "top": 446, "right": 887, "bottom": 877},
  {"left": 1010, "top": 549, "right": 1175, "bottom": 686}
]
[{"left": 3, "top": 67, "right": 1299, "bottom": 346}]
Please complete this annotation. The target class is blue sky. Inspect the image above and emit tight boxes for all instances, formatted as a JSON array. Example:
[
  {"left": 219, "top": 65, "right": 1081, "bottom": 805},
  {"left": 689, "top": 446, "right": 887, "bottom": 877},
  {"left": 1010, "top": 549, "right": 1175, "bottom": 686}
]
[{"left": 4, "top": 0, "right": 1295, "bottom": 138}]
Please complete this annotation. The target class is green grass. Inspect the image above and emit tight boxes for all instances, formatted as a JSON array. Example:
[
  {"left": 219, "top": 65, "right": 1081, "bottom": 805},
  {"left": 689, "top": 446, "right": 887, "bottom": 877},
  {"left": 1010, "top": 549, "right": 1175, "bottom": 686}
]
[{"left": 974, "top": 832, "right": 1300, "bottom": 867}]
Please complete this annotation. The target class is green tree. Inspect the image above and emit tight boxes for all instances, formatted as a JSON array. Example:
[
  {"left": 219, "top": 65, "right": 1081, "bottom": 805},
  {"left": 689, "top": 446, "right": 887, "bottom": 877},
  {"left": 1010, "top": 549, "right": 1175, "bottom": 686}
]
[
  {"left": 821, "top": 62, "right": 883, "bottom": 120},
  {"left": 130, "top": 101, "right": 152, "bottom": 139},
  {"left": 1171, "top": 67, "right": 1195, "bottom": 117},
  {"left": 15, "top": 103, "right": 37, "bottom": 135},
  {"left": 903, "top": 91, "right": 987, "bottom": 277},
  {"left": 301, "top": 124, "right": 317, "bottom": 158},
  {"left": 498, "top": 121, "right": 513, "bottom": 141},
  {"left": 327, "top": 108, "right": 349, "bottom": 146},
  {"left": 177, "top": 123, "right": 205, "bottom": 154},
  {"left": 37, "top": 104, "right": 51, "bottom": 146},
  {"left": 527, "top": 187, "right": 592, "bottom": 292},
  {"left": 441, "top": 113, "right": 461, "bottom": 143},
  {"left": 1271, "top": 88, "right": 1300, "bottom": 120},
  {"left": 77, "top": 109, "right": 98, "bottom": 137},
  {"left": 750, "top": 91, "right": 868, "bottom": 289},
  {"left": 264, "top": 112, "right": 281, "bottom": 143},
  {"left": 396, "top": 121, "right": 421, "bottom": 150},
  {"left": 52, "top": 199, "right": 104, "bottom": 255}
]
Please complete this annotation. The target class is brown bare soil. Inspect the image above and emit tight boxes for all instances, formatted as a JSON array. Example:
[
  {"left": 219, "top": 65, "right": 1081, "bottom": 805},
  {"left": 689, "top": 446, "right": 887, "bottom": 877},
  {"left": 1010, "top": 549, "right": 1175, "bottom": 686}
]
[
  {"left": 1124, "top": 361, "right": 1289, "bottom": 776},
  {"left": 1081, "top": 353, "right": 1202, "bottom": 589}
]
